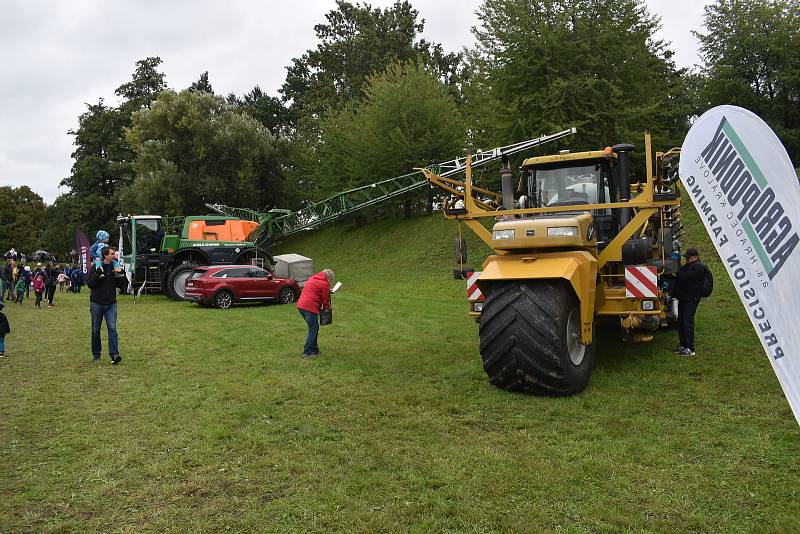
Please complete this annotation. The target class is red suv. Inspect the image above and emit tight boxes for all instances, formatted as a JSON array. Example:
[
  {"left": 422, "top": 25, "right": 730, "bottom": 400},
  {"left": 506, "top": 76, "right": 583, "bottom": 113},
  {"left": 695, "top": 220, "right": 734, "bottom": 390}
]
[{"left": 184, "top": 265, "right": 301, "bottom": 309}]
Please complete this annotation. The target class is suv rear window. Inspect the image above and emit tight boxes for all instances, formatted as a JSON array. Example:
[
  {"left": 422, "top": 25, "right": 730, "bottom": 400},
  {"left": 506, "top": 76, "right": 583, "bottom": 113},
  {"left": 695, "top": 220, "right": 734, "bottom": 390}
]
[
  {"left": 189, "top": 269, "right": 207, "bottom": 280},
  {"left": 211, "top": 267, "right": 250, "bottom": 278}
]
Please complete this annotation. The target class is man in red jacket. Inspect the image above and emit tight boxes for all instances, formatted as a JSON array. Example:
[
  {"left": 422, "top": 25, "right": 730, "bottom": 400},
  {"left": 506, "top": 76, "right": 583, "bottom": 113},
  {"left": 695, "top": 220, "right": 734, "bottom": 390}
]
[{"left": 296, "top": 269, "right": 333, "bottom": 358}]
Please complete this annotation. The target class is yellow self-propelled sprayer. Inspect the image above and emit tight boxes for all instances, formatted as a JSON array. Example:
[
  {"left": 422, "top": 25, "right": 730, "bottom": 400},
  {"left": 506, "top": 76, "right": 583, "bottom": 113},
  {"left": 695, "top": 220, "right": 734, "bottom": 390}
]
[{"left": 421, "top": 130, "right": 683, "bottom": 395}]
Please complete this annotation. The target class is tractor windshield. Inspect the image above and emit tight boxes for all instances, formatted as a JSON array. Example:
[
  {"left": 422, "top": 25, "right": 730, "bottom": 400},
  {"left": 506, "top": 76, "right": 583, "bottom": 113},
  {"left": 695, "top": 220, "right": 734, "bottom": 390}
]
[
  {"left": 135, "top": 218, "right": 163, "bottom": 253},
  {"left": 533, "top": 163, "right": 608, "bottom": 208}
]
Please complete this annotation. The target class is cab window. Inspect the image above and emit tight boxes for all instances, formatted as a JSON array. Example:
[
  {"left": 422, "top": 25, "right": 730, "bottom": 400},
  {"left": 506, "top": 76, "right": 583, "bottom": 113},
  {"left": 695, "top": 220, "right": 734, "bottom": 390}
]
[
  {"left": 135, "top": 218, "right": 163, "bottom": 252},
  {"left": 533, "top": 163, "right": 609, "bottom": 207}
]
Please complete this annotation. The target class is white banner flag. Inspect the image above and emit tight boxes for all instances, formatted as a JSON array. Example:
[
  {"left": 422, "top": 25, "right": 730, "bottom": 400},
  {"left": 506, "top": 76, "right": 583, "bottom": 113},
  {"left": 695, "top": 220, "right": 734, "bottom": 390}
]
[{"left": 680, "top": 105, "right": 800, "bottom": 424}]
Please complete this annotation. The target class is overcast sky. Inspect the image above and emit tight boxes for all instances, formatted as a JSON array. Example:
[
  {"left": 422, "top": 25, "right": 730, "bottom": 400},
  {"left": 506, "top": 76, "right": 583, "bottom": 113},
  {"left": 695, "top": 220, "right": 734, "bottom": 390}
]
[{"left": 0, "top": 0, "right": 710, "bottom": 204}]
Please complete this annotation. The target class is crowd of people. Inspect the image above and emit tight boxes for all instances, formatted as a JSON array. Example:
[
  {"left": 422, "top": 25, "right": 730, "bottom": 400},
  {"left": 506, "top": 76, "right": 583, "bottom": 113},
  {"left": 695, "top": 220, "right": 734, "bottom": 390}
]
[{"left": 0, "top": 258, "right": 85, "bottom": 308}]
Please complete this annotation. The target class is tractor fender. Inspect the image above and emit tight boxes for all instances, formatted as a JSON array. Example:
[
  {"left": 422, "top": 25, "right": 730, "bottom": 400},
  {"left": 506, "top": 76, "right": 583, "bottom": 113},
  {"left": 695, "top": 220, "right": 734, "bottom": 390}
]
[
  {"left": 477, "top": 251, "right": 598, "bottom": 344},
  {"left": 168, "top": 248, "right": 210, "bottom": 268}
]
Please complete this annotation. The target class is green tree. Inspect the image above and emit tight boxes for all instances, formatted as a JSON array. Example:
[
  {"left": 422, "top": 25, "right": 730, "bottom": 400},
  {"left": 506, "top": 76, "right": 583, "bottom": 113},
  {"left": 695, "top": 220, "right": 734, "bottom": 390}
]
[
  {"left": 57, "top": 57, "right": 168, "bottom": 249},
  {"left": 281, "top": 0, "right": 462, "bottom": 123},
  {"left": 0, "top": 186, "right": 46, "bottom": 254},
  {"left": 696, "top": 0, "right": 800, "bottom": 164},
  {"left": 122, "top": 89, "right": 286, "bottom": 215},
  {"left": 115, "top": 56, "right": 168, "bottom": 110},
  {"left": 62, "top": 100, "right": 132, "bottom": 198},
  {"left": 227, "top": 86, "right": 290, "bottom": 136},
  {"left": 309, "top": 62, "right": 463, "bottom": 206},
  {"left": 467, "top": 0, "right": 691, "bottom": 162},
  {"left": 189, "top": 71, "right": 214, "bottom": 94}
]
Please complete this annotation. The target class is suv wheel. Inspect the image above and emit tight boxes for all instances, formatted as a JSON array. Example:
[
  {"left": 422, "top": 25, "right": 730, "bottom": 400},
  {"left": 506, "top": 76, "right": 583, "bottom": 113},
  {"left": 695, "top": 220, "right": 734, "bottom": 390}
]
[
  {"left": 279, "top": 287, "right": 297, "bottom": 304},
  {"left": 214, "top": 290, "right": 234, "bottom": 309}
]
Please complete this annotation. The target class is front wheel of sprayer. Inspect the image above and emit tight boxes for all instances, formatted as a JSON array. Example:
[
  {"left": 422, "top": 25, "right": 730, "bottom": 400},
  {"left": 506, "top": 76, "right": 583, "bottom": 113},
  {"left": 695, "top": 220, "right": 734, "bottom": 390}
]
[{"left": 479, "top": 280, "right": 596, "bottom": 396}]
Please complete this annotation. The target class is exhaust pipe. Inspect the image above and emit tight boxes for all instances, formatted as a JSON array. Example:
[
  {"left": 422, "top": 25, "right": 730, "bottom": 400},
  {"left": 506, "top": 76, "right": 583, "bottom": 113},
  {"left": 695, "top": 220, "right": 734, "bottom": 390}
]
[
  {"left": 613, "top": 143, "right": 636, "bottom": 231},
  {"left": 500, "top": 154, "right": 514, "bottom": 210}
]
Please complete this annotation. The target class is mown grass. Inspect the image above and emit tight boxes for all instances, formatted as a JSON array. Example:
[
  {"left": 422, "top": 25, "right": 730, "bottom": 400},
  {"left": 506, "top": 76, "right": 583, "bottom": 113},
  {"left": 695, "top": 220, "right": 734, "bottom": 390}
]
[{"left": 1, "top": 211, "right": 799, "bottom": 532}]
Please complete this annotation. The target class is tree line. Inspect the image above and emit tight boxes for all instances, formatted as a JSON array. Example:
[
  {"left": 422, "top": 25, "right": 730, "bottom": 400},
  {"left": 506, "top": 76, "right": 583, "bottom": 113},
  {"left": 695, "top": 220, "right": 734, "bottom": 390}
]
[{"left": 4, "top": 0, "right": 798, "bottom": 257}]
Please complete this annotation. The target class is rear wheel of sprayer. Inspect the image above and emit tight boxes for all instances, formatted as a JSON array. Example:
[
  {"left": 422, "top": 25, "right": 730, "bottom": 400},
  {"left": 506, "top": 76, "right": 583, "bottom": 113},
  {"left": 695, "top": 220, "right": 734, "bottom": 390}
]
[{"left": 479, "top": 280, "right": 596, "bottom": 396}]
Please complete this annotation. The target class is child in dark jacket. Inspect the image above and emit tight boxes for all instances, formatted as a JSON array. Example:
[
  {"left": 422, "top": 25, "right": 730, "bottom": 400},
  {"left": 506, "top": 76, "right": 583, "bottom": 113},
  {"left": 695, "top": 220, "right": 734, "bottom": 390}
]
[
  {"left": 0, "top": 302, "right": 9, "bottom": 356},
  {"left": 15, "top": 278, "right": 25, "bottom": 304}
]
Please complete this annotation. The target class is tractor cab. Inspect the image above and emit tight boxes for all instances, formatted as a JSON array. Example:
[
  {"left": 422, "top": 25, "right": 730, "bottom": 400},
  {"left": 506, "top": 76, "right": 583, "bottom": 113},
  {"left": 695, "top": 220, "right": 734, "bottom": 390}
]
[
  {"left": 491, "top": 145, "right": 637, "bottom": 252},
  {"left": 117, "top": 215, "right": 166, "bottom": 289},
  {"left": 117, "top": 216, "right": 164, "bottom": 257}
]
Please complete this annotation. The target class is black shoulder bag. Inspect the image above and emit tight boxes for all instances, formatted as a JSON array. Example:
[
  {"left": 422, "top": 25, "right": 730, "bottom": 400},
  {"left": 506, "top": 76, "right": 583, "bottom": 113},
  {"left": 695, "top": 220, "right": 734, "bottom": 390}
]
[{"left": 320, "top": 307, "right": 333, "bottom": 325}]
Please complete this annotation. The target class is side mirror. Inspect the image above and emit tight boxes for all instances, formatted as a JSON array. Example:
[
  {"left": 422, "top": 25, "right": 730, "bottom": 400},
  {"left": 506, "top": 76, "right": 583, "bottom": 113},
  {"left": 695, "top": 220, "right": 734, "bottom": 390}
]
[{"left": 267, "top": 273, "right": 274, "bottom": 279}]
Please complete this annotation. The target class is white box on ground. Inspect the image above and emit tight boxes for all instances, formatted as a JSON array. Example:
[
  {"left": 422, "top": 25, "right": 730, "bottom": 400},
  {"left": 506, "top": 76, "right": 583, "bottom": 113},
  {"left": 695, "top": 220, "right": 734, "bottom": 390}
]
[{"left": 273, "top": 254, "right": 314, "bottom": 286}]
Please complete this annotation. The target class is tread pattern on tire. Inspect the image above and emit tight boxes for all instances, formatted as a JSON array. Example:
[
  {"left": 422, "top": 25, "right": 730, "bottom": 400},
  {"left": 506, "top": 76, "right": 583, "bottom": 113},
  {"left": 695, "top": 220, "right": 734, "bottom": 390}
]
[
  {"left": 166, "top": 262, "right": 198, "bottom": 301},
  {"left": 479, "top": 280, "right": 594, "bottom": 396}
]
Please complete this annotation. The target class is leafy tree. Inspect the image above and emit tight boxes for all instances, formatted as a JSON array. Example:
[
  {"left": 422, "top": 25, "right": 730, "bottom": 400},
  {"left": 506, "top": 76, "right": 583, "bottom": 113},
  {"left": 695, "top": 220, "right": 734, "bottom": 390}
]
[
  {"left": 227, "top": 86, "right": 290, "bottom": 136},
  {"left": 50, "top": 57, "right": 168, "bottom": 252},
  {"left": 281, "top": 0, "right": 462, "bottom": 123},
  {"left": 57, "top": 57, "right": 167, "bottom": 238},
  {"left": 0, "top": 186, "right": 45, "bottom": 254},
  {"left": 121, "top": 89, "right": 286, "bottom": 215},
  {"left": 466, "top": 0, "right": 691, "bottom": 165},
  {"left": 115, "top": 56, "right": 168, "bottom": 110},
  {"left": 62, "top": 100, "right": 132, "bottom": 199},
  {"left": 63, "top": 56, "right": 167, "bottom": 199},
  {"left": 189, "top": 71, "right": 214, "bottom": 94},
  {"left": 696, "top": 0, "right": 800, "bottom": 164},
  {"left": 309, "top": 62, "right": 463, "bottom": 206}
]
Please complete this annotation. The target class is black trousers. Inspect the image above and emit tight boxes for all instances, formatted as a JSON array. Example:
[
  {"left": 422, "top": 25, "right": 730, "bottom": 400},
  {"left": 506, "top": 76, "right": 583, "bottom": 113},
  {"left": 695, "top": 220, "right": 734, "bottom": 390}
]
[
  {"left": 46, "top": 285, "right": 56, "bottom": 304},
  {"left": 678, "top": 299, "right": 700, "bottom": 351}
]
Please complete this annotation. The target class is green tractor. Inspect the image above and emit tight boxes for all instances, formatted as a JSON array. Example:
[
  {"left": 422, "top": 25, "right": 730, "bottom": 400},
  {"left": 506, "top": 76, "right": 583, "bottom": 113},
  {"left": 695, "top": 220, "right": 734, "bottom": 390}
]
[{"left": 117, "top": 214, "right": 272, "bottom": 300}]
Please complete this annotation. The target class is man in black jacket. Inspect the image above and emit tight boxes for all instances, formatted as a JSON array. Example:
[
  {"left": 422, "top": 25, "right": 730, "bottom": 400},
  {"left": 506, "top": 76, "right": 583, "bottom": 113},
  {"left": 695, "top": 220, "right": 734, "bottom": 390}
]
[
  {"left": 1, "top": 260, "right": 13, "bottom": 302},
  {"left": 45, "top": 261, "right": 62, "bottom": 307},
  {"left": 672, "top": 247, "right": 705, "bottom": 357},
  {"left": 86, "top": 246, "right": 122, "bottom": 364}
]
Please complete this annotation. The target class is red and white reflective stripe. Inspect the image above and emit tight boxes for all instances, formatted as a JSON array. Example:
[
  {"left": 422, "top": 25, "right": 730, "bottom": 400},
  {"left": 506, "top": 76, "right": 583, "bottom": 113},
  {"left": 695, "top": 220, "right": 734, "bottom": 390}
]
[
  {"left": 467, "top": 270, "right": 484, "bottom": 301},
  {"left": 625, "top": 265, "right": 658, "bottom": 298}
]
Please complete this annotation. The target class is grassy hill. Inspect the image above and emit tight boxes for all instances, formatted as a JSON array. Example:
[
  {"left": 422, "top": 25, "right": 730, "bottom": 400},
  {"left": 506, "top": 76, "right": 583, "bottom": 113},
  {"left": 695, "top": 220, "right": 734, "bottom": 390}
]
[{"left": 1, "top": 208, "right": 798, "bottom": 532}]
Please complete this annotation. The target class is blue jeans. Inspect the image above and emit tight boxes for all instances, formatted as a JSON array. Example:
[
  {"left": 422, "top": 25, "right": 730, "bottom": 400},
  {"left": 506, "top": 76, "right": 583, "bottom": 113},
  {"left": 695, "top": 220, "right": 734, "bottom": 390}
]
[
  {"left": 90, "top": 303, "right": 119, "bottom": 358},
  {"left": 298, "top": 309, "right": 319, "bottom": 355},
  {"left": 0, "top": 336, "right": 4, "bottom": 353}
]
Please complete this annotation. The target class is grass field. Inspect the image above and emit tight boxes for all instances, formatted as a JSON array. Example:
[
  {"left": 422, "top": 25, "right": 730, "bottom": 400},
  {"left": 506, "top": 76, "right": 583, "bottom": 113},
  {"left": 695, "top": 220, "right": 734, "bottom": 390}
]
[{"left": 1, "top": 210, "right": 799, "bottom": 532}]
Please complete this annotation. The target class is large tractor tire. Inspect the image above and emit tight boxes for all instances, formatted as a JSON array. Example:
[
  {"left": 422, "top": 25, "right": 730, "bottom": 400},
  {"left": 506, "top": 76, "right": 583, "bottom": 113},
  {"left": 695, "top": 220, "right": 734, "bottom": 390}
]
[
  {"left": 166, "top": 262, "right": 199, "bottom": 301},
  {"left": 479, "top": 280, "right": 596, "bottom": 396}
]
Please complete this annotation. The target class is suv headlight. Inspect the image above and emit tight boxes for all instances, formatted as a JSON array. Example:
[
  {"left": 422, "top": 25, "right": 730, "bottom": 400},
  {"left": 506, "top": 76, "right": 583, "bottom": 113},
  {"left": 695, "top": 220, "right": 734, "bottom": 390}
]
[
  {"left": 493, "top": 229, "right": 515, "bottom": 240},
  {"left": 547, "top": 226, "right": 578, "bottom": 237}
]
